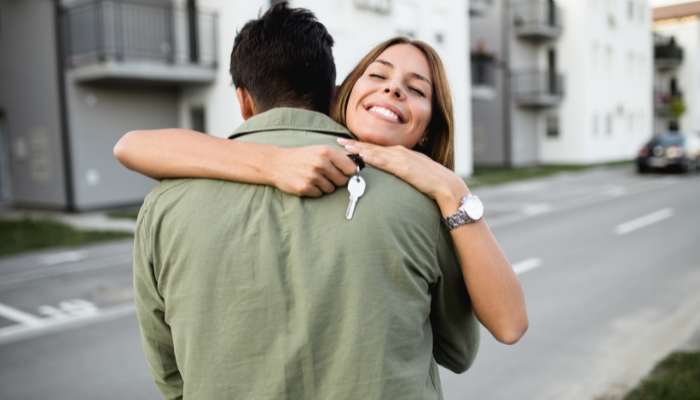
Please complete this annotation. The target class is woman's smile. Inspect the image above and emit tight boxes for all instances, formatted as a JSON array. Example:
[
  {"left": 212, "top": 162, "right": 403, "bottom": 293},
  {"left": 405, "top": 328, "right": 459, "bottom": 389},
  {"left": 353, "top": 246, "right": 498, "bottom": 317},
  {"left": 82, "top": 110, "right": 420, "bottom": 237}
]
[{"left": 365, "top": 103, "right": 405, "bottom": 124}]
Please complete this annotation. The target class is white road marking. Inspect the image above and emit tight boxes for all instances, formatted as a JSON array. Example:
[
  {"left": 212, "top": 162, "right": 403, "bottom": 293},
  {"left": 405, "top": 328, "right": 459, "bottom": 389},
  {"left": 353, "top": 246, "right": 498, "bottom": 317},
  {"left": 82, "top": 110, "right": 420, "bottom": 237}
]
[
  {"left": 0, "top": 303, "right": 136, "bottom": 346},
  {"left": 39, "top": 250, "right": 88, "bottom": 266},
  {"left": 0, "top": 303, "right": 45, "bottom": 327},
  {"left": 0, "top": 254, "right": 132, "bottom": 289},
  {"left": 512, "top": 258, "right": 542, "bottom": 275},
  {"left": 605, "top": 186, "right": 626, "bottom": 197},
  {"left": 615, "top": 208, "right": 674, "bottom": 235},
  {"left": 38, "top": 299, "right": 99, "bottom": 319},
  {"left": 522, "top": 204, "right": 552, "bottom": 216}
]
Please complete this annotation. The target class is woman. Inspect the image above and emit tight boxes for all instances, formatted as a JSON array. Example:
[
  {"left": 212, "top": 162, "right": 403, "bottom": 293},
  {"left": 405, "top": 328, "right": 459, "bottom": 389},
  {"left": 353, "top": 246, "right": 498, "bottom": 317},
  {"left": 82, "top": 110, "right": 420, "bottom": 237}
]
[{"left": 115, "top": 37, "right": 528, "bottom": 344}]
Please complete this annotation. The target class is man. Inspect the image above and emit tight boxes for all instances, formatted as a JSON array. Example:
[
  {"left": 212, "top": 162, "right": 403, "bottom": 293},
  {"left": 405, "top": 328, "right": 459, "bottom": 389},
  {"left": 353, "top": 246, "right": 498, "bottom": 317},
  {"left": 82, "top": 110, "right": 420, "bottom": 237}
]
[{"left": 133, "top": 3, "right": 479, "bottom": 399}]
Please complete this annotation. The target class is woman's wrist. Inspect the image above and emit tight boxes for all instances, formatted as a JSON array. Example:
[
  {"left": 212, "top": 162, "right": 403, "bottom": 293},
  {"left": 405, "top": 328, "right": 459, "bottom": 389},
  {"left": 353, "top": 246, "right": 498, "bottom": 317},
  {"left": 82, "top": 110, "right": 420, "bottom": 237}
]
[
  {"left": 256, "top": 143, "right": 285, "bottom": 188},
  {"left": 435, "top": 176, "right": 471, "bottom": 218}
]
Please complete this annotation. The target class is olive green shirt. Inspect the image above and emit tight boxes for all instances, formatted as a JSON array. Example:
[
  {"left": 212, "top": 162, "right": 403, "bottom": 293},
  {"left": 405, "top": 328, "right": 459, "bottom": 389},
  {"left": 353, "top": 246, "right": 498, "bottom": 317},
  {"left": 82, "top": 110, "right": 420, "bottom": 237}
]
[{"left": 134, "top": 108, "right": 480, "bottom": 400}]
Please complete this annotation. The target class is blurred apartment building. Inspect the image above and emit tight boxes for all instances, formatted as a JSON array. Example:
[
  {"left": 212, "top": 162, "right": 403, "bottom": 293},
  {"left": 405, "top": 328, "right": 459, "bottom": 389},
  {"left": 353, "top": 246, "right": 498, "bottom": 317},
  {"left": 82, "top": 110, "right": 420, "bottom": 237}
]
[
  {"left": 652, "top": 1, "right": 700, "bottom": 135},
  {"left": 0, "top": 0, "right": 217, "bottom": 210},
  {"left": 0, "top": 0, "right": 471, "bottom": 211},
  {"left": 470, "top": 0, "right": 652, "bottom": 166}
]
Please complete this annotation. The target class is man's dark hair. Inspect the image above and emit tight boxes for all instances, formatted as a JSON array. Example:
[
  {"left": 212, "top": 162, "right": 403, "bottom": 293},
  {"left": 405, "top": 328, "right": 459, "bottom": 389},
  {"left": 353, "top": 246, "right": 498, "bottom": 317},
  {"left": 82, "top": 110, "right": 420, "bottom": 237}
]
[{"left": 230, "top": 2, "right": 336, "bottom": 115}]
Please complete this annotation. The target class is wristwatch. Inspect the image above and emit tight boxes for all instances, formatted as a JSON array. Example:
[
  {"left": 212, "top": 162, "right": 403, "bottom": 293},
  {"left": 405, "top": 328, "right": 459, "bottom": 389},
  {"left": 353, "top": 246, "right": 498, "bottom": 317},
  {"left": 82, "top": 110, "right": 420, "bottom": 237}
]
[{"left": 441, "top": 194, "right": 484, "bottom": 231}]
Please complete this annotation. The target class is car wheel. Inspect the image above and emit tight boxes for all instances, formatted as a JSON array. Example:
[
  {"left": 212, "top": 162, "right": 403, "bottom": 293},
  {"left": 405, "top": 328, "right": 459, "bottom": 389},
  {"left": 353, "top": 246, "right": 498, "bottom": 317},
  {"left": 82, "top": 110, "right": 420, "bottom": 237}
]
[
  {"left": 637, "top": 164, "right": 649, "bottom": 174},
  {"left": 682, "top": 160, "right": 696, "bottom": 174}
]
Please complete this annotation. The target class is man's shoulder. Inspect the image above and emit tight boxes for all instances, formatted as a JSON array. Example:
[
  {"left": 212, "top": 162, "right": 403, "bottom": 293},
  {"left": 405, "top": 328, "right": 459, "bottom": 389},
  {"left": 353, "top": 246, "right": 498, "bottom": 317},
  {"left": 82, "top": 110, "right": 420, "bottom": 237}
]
[{"left": 142, "top": 178, "right": 194, "bottom": 209}]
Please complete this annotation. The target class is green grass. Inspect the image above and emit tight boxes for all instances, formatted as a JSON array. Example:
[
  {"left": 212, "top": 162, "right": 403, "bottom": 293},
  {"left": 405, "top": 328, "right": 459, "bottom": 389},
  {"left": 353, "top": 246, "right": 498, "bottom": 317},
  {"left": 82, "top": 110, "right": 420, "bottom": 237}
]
[
  {"left": 0, "top": 219, "right": 133, "bottom": 257},
  {"left": 622, "top": 351, "right": 700, "bottom": 400},
  {"left": 466, "top": 160, "right": 634, "bottom": 188},
  {"left": 107, "top": 211, "right": 140, "bottom": 221}
]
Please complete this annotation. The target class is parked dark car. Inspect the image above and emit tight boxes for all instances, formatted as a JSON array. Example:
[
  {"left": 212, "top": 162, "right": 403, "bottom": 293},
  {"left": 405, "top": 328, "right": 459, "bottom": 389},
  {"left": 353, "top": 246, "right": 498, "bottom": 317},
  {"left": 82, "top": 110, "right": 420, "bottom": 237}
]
[{"left": 637, "top": 132, "right": 700, "bottom": 173}]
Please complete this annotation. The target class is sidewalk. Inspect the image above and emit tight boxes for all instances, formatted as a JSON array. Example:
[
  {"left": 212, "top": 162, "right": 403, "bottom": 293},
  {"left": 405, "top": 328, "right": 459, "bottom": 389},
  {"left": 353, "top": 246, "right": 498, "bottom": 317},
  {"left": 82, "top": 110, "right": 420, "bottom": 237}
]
[{"left": 0, "top": 207, "right": 137, "bottom": 233}]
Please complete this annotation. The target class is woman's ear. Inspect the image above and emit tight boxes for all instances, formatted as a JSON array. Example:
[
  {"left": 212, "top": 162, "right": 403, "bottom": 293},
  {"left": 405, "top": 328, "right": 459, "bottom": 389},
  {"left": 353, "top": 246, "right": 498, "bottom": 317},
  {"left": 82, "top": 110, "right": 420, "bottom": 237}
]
[
  {"left": 236, "top": 88, "right": 257, "bottom": 120},
  {"left": 417, "top": 131, "right": 430, "bottom": 147}
]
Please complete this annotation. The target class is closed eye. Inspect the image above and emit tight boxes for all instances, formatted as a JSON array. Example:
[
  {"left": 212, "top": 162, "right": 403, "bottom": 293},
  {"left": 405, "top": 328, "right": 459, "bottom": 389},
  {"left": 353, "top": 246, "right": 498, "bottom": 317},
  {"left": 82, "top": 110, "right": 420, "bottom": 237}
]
[
  {"left": 410, "top": 87, "right": 425, "bottom": 97},
  {"left": 369, "top": 73, "right": 386, "bottom": 79}
]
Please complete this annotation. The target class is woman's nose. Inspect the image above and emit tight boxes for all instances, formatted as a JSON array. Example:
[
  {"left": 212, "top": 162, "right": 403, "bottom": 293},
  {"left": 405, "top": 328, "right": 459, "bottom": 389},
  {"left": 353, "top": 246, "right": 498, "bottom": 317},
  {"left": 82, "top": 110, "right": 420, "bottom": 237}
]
[{"left": 383, "top": 85, "right": 403, "bottom": 99}]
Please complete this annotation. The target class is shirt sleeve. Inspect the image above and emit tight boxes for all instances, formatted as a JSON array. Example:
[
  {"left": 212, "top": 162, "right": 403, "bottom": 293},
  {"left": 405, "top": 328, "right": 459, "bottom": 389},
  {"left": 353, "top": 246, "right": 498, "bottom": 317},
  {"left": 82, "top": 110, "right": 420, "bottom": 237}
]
[
  {"left": 133, "top": 206, "right": 184, "bottom": 400},
  {"left": 429, "top": 223, "right": 481, "bottom": 374}
]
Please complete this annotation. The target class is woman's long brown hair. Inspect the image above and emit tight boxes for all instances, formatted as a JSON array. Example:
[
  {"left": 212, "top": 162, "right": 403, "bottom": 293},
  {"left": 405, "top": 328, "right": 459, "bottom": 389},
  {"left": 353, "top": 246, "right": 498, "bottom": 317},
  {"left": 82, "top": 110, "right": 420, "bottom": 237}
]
[{"left": 330, "top": 37, "right": 455, "bottom": 171}]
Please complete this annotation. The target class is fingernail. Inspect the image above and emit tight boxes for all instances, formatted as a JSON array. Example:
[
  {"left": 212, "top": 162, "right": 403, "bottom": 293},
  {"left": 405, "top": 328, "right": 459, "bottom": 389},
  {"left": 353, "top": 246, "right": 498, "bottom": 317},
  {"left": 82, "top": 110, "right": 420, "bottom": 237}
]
[
  {"left": 337, "top": 137, "right": 348, "bottom": 145},
  {"left": 359, "top": 154, "right": 368, "bottom": 160},
  {"left": 345, "top": 145, "right": 356, "bottom": 151}
]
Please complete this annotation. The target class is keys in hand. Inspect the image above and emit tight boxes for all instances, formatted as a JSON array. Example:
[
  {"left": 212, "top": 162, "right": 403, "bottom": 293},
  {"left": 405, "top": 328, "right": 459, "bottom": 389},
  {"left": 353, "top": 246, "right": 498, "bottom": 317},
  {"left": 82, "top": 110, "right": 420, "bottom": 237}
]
[{"left": 346, "top": 174, "right": 365, "bottom": 220}]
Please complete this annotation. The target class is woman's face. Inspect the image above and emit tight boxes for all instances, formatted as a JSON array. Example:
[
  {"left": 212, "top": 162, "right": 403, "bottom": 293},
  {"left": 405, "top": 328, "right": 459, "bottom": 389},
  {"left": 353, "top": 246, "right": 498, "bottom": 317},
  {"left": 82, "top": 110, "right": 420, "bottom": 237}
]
[{"left": 346, "top": 44, "right": 433, "bottom": 148}]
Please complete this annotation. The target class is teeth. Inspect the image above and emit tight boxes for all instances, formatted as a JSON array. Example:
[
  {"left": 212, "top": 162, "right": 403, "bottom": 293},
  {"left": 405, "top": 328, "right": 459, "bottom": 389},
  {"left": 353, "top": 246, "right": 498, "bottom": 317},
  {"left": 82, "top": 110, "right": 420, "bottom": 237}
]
[{"left": 370, "top": 106, "right": 400, "bottom": 122}]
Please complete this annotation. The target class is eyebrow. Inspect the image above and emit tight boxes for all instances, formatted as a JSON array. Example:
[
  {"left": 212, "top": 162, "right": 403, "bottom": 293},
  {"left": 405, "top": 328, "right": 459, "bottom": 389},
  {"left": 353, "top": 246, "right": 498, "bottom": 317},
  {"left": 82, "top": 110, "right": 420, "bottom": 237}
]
[{"left": 372, "top": 59, "right": 432, "bottom": 86}]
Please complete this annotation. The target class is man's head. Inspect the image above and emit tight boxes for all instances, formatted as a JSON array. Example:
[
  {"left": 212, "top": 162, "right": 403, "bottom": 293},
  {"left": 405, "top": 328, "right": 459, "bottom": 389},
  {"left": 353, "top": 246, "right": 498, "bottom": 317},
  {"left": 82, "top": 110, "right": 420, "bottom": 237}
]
[{"left": 230, "top": 2, "right": 336, "bottom": 117}]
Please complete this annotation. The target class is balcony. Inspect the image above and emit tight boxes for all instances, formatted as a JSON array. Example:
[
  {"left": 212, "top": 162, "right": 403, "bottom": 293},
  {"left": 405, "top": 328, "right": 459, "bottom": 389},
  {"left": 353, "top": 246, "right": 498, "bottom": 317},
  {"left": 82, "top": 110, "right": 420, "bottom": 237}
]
[
  {"left": 654, "top": 41, "right": 683, "bottom": 70},
  {"left": 654, "top": 91, "right": 682, "bottom": 116},
  {"left": 470, "top": 0, "right": 493, "bottom": 16},
  {"left": 512, "top": 70, "right": 564, "bottom": 108},
  {"left": 471, "top": 57, "right": 496, "bottom": 100},
  {"left": 63, "top": 0, "right": 218, "bottom": 86},
  {"left": 511, "top": 0, "right": 563, "bottom": 41}
]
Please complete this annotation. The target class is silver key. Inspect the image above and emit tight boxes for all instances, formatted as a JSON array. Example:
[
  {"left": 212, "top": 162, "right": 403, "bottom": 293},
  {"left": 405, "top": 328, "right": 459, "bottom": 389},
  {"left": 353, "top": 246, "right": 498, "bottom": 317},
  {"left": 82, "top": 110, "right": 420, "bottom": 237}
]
[{"left": 345, "top": 175, "right": 366, "bottom": 220}]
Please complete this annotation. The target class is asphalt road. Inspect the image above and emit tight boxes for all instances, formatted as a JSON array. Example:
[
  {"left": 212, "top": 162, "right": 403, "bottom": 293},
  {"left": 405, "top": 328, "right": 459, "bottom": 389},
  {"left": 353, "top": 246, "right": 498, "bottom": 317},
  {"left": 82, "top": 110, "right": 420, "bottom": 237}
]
[{"left": 0, "top": 166, "right": 698, "bottom": 400}]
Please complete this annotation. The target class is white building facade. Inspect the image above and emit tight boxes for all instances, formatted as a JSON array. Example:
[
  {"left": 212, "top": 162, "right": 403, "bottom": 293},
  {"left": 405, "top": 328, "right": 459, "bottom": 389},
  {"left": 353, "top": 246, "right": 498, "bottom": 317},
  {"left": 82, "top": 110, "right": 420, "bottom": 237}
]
[
  {"left": 182, "top": 0, "right": 474, "bottom": 176},
  {"left": 471, "top": 0, "right": 652, "bottom": 167},
  {"left": 652, "top": 2, "right": 700, "bottom": 135}
]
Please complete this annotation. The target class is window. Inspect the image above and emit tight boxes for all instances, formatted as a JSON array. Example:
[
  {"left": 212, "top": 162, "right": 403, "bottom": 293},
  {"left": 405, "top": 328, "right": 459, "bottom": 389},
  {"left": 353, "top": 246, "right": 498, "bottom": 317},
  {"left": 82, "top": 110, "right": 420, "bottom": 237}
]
[
  {"left": 627, "top": 52, "right": 634, "bottom": 76},
  {"left": 606, "top": 46, "right": 614, "bottom": 73},
  {"left": 190, "top": 107, "right": 206, "bottom": 134},
  {"left": 592, "top": 43, "right": 599, "bottom": 71},
  {"left": 606, "top": 114, "right": 613, "bottom": 136},
  {"left": 592, "top": 114, "right": 599, "bottom": 136},
  {"left": 0, "top": 111, "right": 11, "bottom": 202},
  {"left": 627, "top": 115, "right": 634, "bottom": 135},
  {"left": 270, "top": 0, "right": 285, "bottom": 5},
  {"left": 546, "top": 115, "right": 560, "bottom": 138},
  {"left": 627, "top": 0, "right": 634, "bottom": 20}
]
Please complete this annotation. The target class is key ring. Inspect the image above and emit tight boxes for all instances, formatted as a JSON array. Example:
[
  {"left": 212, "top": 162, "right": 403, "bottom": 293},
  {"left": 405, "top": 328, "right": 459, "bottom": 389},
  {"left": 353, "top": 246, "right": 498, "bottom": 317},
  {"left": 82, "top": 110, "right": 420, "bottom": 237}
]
[{"left": 346, "top": 153, "right": 365, "bottom": 170}]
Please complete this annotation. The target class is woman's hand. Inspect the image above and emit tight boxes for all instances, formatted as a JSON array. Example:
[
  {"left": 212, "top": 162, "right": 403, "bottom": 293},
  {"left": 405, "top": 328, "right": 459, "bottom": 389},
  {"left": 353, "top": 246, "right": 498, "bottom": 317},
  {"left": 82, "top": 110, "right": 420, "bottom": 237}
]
[
  {"left": 267, "top": 145, "right": 358, "bottom": 197},
  {"left": 337, "top": 138, "right": 469, "bottom": 217}
]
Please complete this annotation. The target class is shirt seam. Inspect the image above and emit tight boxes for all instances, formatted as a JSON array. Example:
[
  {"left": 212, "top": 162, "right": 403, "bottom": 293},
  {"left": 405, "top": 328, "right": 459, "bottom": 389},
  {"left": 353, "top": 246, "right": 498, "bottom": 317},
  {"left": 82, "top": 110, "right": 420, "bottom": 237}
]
[
  {"left": 140, "top": 178, "right": 195, "bottom": 275},
  {"left": 431, "top": 214, "right": 442, "bottom": 284}
]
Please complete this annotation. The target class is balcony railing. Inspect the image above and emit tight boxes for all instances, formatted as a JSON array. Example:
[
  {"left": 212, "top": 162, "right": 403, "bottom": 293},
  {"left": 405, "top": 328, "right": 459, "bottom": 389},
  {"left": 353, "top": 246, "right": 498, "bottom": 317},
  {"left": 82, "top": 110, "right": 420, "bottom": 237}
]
[
  {"left": 472, "top": 57, "right": 496, "bottom": 87},
  {"left": 654, "top": 43, "right": 683, "bottom": 70},
  {"left": 471, "top": 57, "right": 497, "bottom": 100},
  {"left": 63, "top": 0, "right": 218, "bottom": 84},
  {"left": 470, "top": 0, "right": 493, "bottom": 16},
  {"left": 654, "top": 91, "right": 682, "bottom": 115},
  {"left": 512, "top": 0, "right": 563, "bottom": 41},
  {"left": 512, "top": 70, "right": 564, "bottom": 107}
]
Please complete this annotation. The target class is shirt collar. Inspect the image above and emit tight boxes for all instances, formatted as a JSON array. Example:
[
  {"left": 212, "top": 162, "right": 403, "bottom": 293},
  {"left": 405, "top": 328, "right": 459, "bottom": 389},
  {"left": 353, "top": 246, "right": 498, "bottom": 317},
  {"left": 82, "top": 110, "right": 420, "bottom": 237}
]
[{"left": 228, "top": 108, "right": 357, "bottom": 140}]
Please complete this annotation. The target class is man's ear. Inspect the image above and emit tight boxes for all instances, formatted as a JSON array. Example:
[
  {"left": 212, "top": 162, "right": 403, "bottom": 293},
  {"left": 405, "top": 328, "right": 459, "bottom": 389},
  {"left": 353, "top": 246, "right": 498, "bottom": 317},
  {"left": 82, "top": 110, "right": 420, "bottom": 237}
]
[{"left": 236, "top": 87, "right": 256, "bottom": 120}]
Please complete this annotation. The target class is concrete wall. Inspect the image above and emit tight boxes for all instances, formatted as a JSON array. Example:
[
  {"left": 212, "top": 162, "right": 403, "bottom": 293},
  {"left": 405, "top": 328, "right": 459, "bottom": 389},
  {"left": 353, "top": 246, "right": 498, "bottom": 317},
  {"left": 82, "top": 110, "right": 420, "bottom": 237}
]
[
  {"left": 62, "top": 79, "right": 173, "bottom": 210},
  {"left": 184, "top": 0, "right": 474, "bottom": 175},
  {"left": 0, "top": 0, "right": 69, "bottom": 208}
]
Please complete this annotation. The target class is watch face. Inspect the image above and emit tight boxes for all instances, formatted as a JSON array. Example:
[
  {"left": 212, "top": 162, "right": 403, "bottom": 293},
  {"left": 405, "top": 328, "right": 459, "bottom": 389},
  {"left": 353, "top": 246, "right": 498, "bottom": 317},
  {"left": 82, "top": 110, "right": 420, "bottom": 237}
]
[{"left": 463, "top": 196, "right": 484, "bottom": 220}]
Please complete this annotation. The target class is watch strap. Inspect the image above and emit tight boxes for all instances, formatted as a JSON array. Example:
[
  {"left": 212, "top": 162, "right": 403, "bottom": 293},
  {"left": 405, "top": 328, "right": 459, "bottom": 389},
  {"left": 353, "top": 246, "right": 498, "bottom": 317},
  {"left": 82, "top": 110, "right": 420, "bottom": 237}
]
[{"left": 441, "top": 209, "right": 474, "bottom": 231}]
